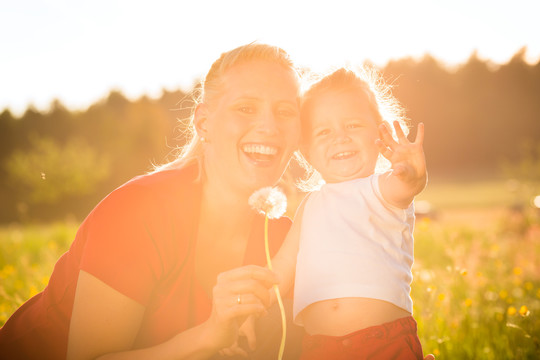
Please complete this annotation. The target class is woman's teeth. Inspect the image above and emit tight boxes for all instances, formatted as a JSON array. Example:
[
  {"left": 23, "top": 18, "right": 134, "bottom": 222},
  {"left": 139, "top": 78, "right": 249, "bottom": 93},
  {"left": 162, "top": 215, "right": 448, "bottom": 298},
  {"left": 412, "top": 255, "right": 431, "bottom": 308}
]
[{"left": 242, "top": 144, "right": 278, "bottom": 161}]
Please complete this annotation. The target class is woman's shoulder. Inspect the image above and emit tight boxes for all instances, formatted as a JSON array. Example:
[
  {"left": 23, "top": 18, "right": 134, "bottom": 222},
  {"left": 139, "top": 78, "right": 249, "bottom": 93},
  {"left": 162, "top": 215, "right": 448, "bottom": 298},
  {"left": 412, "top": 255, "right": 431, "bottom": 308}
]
[
  {"left": 89, "top": 164, "right": 201, "bottom": 220},
  {"left": 124, "top": 164, "right": 199, "bottom": 193}
]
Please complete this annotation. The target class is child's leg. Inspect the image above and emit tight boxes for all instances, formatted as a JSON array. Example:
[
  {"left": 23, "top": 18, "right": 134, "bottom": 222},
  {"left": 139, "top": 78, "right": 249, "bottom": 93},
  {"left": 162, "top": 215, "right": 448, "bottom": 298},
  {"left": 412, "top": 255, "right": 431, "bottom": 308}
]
[{"left": 300, "top": 316, "right": 423, "bottom": 360}]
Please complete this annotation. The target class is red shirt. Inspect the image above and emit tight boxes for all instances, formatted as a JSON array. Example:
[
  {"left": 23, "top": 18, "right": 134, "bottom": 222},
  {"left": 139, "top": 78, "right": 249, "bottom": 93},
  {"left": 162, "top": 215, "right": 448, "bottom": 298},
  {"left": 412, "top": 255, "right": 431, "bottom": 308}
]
[{"left": 0, "top": 165, "right": 291, "bottom": 359}]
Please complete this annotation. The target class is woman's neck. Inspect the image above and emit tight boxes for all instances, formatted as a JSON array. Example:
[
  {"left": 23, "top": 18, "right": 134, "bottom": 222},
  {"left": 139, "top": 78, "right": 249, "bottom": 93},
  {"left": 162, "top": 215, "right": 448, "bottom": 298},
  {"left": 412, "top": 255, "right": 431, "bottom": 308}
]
[
  {"left": 195, "top": 179, "right": 256, "bottom": 295},
  {"left": 199, "top": 178, "right": 255, "bottom": 237}
]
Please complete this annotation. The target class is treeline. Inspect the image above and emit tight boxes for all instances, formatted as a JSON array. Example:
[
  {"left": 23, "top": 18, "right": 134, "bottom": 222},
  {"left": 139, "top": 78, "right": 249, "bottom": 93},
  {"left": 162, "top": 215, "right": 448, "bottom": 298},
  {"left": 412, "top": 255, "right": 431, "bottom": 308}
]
[{"left": 1, "top": 49, "right": 539, "bottom": 222}]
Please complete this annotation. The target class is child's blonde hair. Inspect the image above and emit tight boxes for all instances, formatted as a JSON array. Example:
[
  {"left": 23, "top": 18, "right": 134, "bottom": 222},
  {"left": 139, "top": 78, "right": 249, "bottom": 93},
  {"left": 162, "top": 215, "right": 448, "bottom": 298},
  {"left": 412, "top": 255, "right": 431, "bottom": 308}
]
[
  {"left": 154, "top": 43, "right": 300, "bottom": 174},
  {"left": 297, "top": 66, "right": 409, "bottom": 190}
]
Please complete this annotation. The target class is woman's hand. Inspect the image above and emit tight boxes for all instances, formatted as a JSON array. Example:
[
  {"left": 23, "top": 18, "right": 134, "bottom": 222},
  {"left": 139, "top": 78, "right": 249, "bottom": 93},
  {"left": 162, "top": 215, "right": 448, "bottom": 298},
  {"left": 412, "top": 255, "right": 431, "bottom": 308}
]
[
  {"left": 205, "top": 265, "right": 278, "bottom": 352},
  {"left": 218, "top": 315, "right": 257, "bottom": 358}
]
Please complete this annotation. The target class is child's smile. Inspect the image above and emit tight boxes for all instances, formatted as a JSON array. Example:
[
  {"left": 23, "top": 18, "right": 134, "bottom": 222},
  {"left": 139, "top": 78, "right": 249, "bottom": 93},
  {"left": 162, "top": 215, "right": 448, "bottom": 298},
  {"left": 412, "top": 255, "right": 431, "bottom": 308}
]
[{"left": 304, "top": 89, "right": 380, "bottom": 183}]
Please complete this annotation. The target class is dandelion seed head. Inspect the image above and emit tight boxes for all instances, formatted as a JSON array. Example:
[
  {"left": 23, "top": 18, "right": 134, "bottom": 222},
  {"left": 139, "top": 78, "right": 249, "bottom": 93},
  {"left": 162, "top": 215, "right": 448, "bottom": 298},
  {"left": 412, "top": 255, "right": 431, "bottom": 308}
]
[
  {"left": 533, "top": 195, "right": 540, "bottom": 209},
  {"left": 249, "top": 187, "right": 287, "bottom": 219}
]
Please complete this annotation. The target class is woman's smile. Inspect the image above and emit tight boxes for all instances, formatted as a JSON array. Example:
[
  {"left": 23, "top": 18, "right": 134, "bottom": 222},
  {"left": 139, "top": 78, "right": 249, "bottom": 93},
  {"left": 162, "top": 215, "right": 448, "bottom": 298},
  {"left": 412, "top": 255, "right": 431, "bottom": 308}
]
[{"left": 241, "top": 143, "right": 280, "bottom": 165}]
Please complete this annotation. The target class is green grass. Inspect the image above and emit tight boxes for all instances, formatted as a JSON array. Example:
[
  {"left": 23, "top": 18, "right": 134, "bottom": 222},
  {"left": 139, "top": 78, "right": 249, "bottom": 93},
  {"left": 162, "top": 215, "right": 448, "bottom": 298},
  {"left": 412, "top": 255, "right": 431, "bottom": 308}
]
[
  {"left": 0, "top": 222, "right": 77, "bottom": 324},
  {"left": 417, "top": 177, "right": 536, "bottom": 210},
  {"left": 1, "top": 179, "right": 539, "bottom": 358}
]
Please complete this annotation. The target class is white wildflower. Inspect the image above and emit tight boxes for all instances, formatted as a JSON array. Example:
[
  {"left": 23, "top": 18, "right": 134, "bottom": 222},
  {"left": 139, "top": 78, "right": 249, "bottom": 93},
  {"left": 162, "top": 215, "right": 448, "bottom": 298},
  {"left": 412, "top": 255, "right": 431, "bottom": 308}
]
[{"left": 248, "top": 187, "right": 287, "bottom": 219}]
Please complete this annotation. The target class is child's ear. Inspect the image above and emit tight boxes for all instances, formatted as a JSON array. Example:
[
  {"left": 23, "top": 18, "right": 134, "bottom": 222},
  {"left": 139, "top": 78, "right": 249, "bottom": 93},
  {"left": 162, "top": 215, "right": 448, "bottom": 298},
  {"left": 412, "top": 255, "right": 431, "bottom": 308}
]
[{"left": 194, "top": 103, "right": 210, "bottom": 140}]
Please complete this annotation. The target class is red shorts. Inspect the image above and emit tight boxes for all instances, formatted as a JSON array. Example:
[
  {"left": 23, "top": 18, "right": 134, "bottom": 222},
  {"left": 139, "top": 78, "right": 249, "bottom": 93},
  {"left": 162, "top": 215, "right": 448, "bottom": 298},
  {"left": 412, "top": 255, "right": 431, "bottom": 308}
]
[{"left": 300, "top": 316, "right": 423, "bottom": 360}]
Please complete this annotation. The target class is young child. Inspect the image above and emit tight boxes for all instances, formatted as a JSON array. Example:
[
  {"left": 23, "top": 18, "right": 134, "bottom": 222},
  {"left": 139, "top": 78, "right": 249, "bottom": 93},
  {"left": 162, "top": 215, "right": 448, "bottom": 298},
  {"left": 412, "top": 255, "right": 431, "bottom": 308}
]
[{"left": 272, "top": 67, "right": 427, "bottom": 359}]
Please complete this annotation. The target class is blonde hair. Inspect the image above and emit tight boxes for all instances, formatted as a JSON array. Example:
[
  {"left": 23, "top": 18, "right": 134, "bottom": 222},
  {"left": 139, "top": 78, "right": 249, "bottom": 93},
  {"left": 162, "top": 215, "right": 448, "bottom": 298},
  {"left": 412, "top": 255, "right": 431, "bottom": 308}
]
[
  {"left": 297, "top": 66, "right": 409, "bottom": 190},
  {"left": 153, "top": 43, "right": 299, "bottom": 174}
]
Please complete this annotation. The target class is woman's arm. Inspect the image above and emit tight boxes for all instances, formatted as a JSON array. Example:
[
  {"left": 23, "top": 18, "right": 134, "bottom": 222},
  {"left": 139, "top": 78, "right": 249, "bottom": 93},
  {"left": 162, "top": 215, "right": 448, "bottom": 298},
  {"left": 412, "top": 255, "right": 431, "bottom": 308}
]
[{"left": 68, "top": 266, "right": 277, "bottom": 360}]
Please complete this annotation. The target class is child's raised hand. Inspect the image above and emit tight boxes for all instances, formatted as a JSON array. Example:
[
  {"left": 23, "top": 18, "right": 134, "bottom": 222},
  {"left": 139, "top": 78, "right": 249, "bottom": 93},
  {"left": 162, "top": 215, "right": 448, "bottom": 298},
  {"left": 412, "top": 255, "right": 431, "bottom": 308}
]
[{"left": 376, "top": 121, "right": 427, "bottom": 192}]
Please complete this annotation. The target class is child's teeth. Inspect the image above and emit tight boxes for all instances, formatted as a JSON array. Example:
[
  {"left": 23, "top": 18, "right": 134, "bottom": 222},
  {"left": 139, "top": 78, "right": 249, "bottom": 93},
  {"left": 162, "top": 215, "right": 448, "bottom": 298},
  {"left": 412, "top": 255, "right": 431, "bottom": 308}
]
[{"left": 335, "top": 151, "right": 353, "bottom": 159}]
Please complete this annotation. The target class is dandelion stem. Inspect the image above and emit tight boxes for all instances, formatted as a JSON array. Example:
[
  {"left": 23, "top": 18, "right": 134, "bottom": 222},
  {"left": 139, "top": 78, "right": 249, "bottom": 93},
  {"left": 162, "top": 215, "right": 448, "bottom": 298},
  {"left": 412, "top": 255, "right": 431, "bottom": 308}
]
[{"left": 264, "top": 215, "right": 286, "bottom": 360}]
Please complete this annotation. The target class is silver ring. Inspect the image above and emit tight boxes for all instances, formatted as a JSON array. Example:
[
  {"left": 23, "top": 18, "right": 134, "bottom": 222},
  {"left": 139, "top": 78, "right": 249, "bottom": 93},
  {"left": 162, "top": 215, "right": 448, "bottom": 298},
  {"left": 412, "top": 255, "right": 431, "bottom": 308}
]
[{"left": 237, "top": 295, "right": 242, "bottom": 305}]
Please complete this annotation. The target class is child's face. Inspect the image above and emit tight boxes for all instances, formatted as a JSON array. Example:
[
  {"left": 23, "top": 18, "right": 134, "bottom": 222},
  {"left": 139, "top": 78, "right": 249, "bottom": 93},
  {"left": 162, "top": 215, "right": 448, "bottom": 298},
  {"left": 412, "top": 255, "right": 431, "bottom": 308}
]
[{"left": 303, "top": 89, "right": 380, "bottom": 183}]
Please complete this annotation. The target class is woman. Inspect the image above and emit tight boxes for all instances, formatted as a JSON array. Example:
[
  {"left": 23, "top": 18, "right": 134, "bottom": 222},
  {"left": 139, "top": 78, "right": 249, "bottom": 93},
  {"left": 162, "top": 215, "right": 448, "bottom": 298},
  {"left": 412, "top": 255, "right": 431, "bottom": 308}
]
[{"left": 0, "top": 43, "right": 302, "bottom": 359}]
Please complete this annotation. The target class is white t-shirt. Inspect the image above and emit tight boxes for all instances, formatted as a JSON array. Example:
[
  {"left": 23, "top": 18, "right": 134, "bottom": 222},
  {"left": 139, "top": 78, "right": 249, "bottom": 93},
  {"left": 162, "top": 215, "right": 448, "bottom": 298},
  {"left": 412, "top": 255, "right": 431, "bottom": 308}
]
[{"left": 293, "top": 174, "right": 415, "bottom": 325}]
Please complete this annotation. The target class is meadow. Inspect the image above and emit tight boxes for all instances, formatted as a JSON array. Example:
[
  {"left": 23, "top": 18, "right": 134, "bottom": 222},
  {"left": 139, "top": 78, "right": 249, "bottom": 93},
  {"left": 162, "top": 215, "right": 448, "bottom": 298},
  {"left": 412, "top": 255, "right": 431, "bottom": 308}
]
[{"left": 1, "top": 178, "right": 539, "bottom": 359}]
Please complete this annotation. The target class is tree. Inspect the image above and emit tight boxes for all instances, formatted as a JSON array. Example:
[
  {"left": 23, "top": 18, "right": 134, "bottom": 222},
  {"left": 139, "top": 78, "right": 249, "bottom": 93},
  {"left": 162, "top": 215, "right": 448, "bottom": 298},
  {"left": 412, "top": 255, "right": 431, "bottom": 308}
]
[{"left": 6, "top": 136, "right": 110, "bottom": 204}]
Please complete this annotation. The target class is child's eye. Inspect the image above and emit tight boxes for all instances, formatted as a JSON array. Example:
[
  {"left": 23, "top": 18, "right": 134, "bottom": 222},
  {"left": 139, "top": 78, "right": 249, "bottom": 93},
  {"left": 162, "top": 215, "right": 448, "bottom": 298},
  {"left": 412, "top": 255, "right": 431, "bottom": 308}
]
[
  {"left": 347, "top": 123, "right": 361, "bottom": 129},
  {"left": 316, "top": 129, "right": 330, "bottom": 136}
]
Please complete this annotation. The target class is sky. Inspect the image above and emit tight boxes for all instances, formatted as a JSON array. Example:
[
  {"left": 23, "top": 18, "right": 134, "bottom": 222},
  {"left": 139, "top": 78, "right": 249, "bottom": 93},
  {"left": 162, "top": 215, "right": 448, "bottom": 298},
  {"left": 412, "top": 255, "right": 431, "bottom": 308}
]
[{"left": 1, "top": 0, "right": 539, "bottom": 116}]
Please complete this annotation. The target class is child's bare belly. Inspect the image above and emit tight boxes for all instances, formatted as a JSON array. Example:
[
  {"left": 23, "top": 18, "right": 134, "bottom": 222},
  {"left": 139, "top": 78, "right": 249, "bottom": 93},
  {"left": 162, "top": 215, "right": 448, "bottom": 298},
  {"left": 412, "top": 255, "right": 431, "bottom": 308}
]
[{"left": 300, "top": 297, "right": 410, "bottom": 336}]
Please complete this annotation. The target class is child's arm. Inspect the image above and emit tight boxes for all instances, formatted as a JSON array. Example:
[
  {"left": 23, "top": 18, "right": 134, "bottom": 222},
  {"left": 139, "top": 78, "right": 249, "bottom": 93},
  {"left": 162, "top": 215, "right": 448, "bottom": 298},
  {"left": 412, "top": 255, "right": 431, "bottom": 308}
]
[
  {"left": 270, "top": 198, "right": 307, "bottom": 299},
  {"left": 376, "top": 121, "right": 427, "bottom": 209}
]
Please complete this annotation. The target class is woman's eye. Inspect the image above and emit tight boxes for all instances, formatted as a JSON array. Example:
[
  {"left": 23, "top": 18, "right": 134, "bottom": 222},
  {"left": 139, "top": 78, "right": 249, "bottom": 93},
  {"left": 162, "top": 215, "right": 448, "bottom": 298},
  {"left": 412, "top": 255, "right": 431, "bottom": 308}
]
[
  {"left": 238, "top": 106, "right": 254, "bottom": 114},
  {"left": 277, "top": 108, "right": 298, "bottom": 118}
]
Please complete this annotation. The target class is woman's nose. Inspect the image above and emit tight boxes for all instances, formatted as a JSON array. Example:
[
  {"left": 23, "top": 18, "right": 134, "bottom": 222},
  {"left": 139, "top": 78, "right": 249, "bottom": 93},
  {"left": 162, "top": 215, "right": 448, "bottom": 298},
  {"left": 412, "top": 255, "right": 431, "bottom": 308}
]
[{"left": 255, "top": 110, "right": 278, "bottom": 135}]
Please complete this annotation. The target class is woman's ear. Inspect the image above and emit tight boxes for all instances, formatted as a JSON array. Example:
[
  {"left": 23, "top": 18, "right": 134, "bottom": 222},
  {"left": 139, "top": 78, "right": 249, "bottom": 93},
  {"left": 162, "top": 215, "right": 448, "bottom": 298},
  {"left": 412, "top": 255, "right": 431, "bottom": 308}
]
[{"left": 194, "top": 103, "right": 210, "bottom": 141}]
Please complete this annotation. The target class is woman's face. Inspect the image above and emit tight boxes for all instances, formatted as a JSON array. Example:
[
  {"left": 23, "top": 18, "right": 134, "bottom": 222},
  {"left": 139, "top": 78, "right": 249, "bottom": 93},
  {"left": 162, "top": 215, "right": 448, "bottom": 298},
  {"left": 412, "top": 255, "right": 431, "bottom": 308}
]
[{"left": 200, "top": 60, "right": 300, "bottom": 196}]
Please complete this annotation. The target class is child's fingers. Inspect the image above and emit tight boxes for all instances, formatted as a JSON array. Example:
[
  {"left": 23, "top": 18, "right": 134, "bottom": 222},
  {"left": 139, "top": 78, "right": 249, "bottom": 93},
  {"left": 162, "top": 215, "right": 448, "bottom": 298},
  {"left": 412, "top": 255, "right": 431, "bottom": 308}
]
[
  {"left": 379, "top": 123, "right": 398, "bottom": 149},
  {"left": 393, "top": 121, "right": 409, "bottom": 143},
  {"left": 375, "top": 139, "right": 393, "bottom": 159},
  {"left": 414, "top": 123, "right": 425, "bottom": 145}
]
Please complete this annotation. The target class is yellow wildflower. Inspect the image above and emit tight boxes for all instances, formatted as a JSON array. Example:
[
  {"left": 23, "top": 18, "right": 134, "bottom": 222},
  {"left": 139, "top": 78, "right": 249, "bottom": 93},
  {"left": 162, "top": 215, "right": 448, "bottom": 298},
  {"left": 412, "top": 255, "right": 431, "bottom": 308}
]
[
  {"left": 507, "top": 306, "right": 517, "bottom": 316},
  {"left": 512, "top": 267, "right": 523, "bottom": 276},
  {"left": 506, "top": 297, "right": 514, "bottom": 304},
  {"left": 464, "top": 298, "right": 473, "bottom": 307},
  {"left": 29, "top": 285, "right": 39, "bottom": 298},
  {"left": 519, "top": 305, "right": 530, "bottom": 317},
  {"left": 499, "top": 289, "right": 508, "bottom": 300},
  {"left": 0, "top": 264, "right": 16, "bottom": 279}
]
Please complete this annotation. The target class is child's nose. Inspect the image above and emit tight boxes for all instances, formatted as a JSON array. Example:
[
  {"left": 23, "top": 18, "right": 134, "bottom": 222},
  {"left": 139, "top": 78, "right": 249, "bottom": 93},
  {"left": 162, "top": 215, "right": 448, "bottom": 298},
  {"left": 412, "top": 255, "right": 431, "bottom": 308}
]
[{"left": 334, "top": 128, "right": 351, "bottom": 144}]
